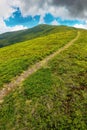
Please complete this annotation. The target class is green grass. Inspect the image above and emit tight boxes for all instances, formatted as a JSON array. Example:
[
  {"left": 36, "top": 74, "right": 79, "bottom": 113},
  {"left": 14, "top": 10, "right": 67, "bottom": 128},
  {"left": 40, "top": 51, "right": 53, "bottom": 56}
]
[
  {"left": 0, "top": 24, "right": 76, "bottom": 47},
  {"left": 0, "top": 28, "right": 76, "bottom": 88},
  {"left": 0, "top": 29, "right": 87, "bottom": 129}
]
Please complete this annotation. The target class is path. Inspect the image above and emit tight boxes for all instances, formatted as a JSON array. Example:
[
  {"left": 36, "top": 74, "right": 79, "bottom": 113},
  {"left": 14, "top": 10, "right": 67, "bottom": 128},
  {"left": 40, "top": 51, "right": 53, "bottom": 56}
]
[{"left": 0, "top": 31, "right": 80, "bottom": 103}]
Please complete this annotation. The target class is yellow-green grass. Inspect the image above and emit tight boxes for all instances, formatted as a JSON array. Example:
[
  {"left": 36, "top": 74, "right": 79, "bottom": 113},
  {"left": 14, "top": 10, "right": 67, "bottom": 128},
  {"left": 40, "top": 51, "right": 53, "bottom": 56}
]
[
  {"left": 0, "top": 30, "right": 87, "bottom": 129},
  {"left": 0, "top": 29, "right": 76, "bottom": 88},
  {"left": 0, "top": 25, "right": 76, "bottom": 47}
]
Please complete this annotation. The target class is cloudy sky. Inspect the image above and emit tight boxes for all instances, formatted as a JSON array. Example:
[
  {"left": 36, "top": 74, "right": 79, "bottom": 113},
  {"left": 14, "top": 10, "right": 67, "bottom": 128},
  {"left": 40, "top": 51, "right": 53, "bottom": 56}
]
[{"left": 0, "top": 0, "right": 87, "bottom": 34}]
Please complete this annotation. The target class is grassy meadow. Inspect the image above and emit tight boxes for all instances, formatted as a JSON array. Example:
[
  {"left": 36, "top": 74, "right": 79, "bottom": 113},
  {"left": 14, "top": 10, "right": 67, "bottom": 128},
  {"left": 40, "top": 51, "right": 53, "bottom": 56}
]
[
  {"left": 0, "top": 29, "right": 87, "bottom": 129},
  {"left": 0, "top": 27, "right": 76, "bottom": 88}
]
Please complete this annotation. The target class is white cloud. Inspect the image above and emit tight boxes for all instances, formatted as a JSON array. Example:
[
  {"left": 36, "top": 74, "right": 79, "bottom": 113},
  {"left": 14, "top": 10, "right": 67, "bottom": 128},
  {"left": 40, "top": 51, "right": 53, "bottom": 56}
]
[
  {"left": 39, "top": 15, "right": 45, "bottom": 24},
  {"left": 9, "top": 25, "right": 27, "bottom": 32},
  {"left": 74, "top": 23, "right": 87, "bottom": 29},
  {"left": 0, "top": 0, "right": 17, "bottom": 19},
  {"left": 0, "top": 0, "right": 28, "bottom": 34},
  {"left": 0, "top": 18, "right": 27, "bottom": 34},
  {"left": 51, "top": 20, "right": 59, "bottom": 25}
]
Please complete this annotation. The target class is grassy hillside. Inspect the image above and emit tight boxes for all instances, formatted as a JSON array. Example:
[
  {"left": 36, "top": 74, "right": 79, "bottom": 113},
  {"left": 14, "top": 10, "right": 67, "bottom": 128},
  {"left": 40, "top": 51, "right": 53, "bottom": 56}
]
[
  {"left": 0, "top": 27, "right": 77, "bottom": 88},
  {"left": 0, "top": 24, "right": 76, "bottom": 47},
  {"left": 0, "top": 29, "right": 87, "bottom": 129}
]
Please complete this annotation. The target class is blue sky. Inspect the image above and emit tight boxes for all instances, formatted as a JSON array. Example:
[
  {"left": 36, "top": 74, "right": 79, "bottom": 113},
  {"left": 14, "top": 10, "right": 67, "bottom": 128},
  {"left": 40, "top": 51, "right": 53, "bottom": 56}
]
[
  {"left": 5, "top": 8, "right": 85, "bottom": 28},
  {"left": 0, "top": 0, "right": 87, "bottom": 34},
  {"left": 5, "top": 9, "right": 40, "bottom": 28}
]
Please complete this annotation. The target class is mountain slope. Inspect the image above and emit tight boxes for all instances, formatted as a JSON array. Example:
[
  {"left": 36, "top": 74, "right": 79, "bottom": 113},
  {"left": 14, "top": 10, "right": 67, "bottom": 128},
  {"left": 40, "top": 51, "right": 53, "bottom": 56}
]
[
  {"left": 0, "top": 24, "right": 76, "bottom": 47},
  {"left": 0, "top": 31, "right": 80, "bottom": 100},
  {"left": 0, "top": 29, "right": 87, "bottom": 130},
  {"left": 0, "top": 26, "right": 77, "bottom": 88}
]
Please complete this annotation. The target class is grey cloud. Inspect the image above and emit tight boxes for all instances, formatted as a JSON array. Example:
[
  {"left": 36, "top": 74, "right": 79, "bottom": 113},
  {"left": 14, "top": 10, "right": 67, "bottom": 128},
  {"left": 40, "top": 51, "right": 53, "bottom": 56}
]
[{"left": 50, "top": 0, "right": 87, "bottom": 18}]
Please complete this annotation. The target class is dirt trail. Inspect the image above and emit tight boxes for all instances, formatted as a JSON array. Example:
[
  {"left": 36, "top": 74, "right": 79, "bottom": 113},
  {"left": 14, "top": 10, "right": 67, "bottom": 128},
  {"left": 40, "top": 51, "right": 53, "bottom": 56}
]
[{"left": 0, "top": 31, "right": 80, "bottom": 103}]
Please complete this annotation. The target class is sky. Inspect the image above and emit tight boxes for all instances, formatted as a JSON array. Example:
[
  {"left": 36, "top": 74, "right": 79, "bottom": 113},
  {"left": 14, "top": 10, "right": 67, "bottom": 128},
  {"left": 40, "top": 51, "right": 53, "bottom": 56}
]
[{"left": 0, "top": 0, "right": 87, "bottom": 34}]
